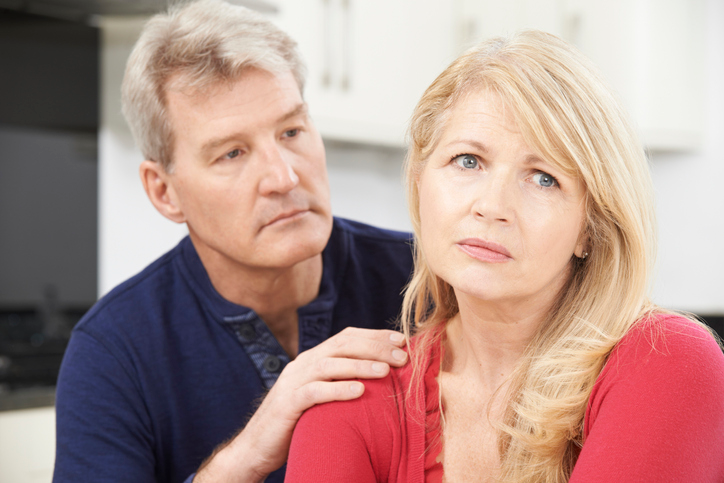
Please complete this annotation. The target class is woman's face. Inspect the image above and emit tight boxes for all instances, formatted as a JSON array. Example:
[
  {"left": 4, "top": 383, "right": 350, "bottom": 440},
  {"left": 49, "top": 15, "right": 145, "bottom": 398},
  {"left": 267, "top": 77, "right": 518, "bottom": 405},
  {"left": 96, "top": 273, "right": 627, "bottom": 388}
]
[{"left": 417, "top": 90, "right": 587, "bottom": 313}]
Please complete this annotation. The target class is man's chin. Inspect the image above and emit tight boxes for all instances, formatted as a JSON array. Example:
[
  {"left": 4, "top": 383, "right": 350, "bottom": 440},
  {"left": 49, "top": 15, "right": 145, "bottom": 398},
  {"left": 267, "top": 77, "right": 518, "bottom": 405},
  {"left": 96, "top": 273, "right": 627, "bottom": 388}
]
[{"left": 259, "top": 213, "right": 333, "bottom": 264}]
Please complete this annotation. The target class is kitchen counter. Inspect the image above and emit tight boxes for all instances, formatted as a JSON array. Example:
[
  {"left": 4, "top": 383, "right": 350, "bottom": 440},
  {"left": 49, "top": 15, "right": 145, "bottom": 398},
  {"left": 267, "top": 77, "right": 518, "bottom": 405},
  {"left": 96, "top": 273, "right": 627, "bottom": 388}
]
[{"left": 0, "top": 385, "right": 55, "bottom": 412}]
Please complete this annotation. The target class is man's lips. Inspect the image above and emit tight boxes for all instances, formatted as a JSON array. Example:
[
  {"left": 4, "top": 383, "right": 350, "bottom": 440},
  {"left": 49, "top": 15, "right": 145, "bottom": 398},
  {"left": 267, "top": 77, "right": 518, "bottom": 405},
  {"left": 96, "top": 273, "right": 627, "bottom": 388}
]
[
  {"left": 264, "top": 208, "right": 309, "bottom": 227},
  {"left": 456, "top": 238, "right": 513, "bottom": 262}
]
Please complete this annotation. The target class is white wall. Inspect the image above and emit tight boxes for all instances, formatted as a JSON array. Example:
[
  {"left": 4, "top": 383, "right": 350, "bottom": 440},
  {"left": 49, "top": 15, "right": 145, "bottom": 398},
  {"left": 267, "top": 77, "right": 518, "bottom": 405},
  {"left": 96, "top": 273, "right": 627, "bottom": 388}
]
[
  {"left": 326, "top": 141, "right": 411, "bottom": 233},
  {"left": 649, "top": 0, "right": 724, "bottom": 314},
  {"left": 99, "top": 17, "right": 188, "bottom": 296},
  {"left": 99, "top": 2, "right": 724, "bottom": 314}
]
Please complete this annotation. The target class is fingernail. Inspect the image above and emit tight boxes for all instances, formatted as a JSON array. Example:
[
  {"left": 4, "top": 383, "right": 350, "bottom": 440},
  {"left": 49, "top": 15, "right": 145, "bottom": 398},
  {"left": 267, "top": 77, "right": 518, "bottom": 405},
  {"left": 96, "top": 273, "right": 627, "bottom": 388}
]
[
  {"left": 372, "top": 362, "right": 387, "bottom": 374},
  {"left": 390, "top": 332, "right": 405, "bottom": 344},
  {"left": 350, "top": 382, "right": 364, "bottom": 395},
  {"left": 392, "top": 349, "right": 407, "bottom": 361}
]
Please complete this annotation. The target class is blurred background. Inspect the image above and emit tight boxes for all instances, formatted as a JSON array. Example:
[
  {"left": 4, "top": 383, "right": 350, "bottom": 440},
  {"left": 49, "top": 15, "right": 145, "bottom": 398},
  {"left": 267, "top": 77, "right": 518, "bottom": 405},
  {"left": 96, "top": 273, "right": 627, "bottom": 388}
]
[{"left": 0, "top": 0, "right": 722, "bottom": 481}]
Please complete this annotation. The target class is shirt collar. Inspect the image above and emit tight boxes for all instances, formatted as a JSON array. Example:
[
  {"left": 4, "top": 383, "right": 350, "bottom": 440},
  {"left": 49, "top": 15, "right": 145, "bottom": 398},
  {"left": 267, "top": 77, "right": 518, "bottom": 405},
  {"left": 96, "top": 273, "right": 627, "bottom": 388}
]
[{"left": 175, "top": 219, "right": 346, "bottom": 321}]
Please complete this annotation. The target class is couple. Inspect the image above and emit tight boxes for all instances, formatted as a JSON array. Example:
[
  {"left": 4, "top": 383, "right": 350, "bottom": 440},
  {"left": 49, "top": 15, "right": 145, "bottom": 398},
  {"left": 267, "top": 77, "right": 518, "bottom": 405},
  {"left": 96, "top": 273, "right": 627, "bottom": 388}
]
[{"left": 54, "top": 0, "right": 724, "bottom": 482}]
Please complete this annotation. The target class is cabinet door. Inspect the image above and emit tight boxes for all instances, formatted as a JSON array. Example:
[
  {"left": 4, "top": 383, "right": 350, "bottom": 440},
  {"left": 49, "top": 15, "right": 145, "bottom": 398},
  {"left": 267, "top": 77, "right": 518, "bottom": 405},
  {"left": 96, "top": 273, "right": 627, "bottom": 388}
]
[
  {"left": 568, "top": 0, "right": 706, "bottom": 151},
  {"left": 272, "top": 0, "right": 455, "bottom": 147},
  {"left": 457, "top": 0, "right": 565, "bottom": 48},
  {"left": 457, "top": 0, "right": 706, "bottom": 152}
]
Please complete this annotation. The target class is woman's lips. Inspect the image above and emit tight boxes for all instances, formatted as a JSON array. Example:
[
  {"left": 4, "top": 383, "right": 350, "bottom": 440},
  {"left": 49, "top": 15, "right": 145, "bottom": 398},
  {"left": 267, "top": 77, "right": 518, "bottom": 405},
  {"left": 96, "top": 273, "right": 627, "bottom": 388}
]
[{"left": 456, "top": 238, "right": 512, "bottom": 263}]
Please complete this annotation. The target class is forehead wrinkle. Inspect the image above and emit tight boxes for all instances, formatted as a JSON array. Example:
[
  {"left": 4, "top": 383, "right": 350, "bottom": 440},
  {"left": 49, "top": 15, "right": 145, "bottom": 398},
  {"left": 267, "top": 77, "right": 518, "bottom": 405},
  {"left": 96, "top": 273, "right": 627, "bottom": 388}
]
[{"left": 198, "top": 102, "right": 308, "bottom": 157}]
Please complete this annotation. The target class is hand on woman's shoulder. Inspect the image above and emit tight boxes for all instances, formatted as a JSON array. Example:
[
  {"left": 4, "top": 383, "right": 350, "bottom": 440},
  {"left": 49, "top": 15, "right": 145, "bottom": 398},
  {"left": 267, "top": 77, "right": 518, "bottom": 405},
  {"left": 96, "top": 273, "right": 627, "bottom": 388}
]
[{"left": 286, "top": 368, "right": 407, "bottom": 483}]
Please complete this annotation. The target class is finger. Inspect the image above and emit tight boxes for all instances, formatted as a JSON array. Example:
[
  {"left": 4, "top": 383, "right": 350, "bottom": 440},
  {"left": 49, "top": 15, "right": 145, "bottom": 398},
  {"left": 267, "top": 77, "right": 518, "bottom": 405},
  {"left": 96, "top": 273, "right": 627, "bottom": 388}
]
[
  {"left": 294, "top": 380, "right": 366, "bottom": 410},
  {"left": 320, "top": 333, "right": 408, "bottom": 367},
  {"left": 338, "top": 327, "right": 407, "bottom": 347},
  {"left": 311, "top": 357, "right": 391, "bottom": 381}
]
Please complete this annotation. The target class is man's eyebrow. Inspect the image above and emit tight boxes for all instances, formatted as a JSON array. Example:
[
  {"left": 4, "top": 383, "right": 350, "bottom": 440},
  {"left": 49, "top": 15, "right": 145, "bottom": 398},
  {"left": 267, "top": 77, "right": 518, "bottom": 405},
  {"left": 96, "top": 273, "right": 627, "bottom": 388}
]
[
  {"left": 199, "top": 103, "right": 309, "bottom": 157},
  {"left": 277, "top": 102, "right": 308, "bottom": 124}
]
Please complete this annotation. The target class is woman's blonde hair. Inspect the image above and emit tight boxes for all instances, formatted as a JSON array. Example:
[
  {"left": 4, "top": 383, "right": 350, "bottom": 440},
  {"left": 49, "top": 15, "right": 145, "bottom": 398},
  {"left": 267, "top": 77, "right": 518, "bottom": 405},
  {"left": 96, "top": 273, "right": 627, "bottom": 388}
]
[
  {"left": 121, "top": 0, "right": 305, "bottom": 170},
  {"left": 402, "top": 30, "right": 658, "bottom": 482}
]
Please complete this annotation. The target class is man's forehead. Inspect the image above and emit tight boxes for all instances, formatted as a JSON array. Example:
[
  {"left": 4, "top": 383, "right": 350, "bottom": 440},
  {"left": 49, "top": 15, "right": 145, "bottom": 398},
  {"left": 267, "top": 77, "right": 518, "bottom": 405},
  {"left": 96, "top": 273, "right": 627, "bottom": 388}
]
[
  {"left": 165, "top": 67, "right": 298, "bottom": 103},
  {"left": 169, "top": 74, "right": 301, "bottom": 126},
  {"left": 163, "top": 69, "right": 308, "bottom": 159}
]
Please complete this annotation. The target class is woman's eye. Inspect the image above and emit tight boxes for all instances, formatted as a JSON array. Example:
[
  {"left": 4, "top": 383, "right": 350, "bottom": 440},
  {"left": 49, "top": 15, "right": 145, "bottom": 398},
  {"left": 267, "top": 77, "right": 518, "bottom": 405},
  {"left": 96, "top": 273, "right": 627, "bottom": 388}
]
[
  {"left": 284, "top": 128, "right": 299, "bottom": 138},
  {"left": 532, "top": 172, "right": 557, "bottom": 188},
  {"left": 454, "top": 154, "right": 478, "bottom": 169}
]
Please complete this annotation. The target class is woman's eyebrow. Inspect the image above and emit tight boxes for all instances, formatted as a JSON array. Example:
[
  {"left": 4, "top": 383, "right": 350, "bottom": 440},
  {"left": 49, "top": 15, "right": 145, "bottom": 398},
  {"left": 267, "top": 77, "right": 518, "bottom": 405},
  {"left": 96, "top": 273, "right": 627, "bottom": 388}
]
[
  {"left": 524, "top": 154, "right": 548, "bottom": 166},
  {"left": 443, "top": 139, "right": 490, "bottom": 153}
]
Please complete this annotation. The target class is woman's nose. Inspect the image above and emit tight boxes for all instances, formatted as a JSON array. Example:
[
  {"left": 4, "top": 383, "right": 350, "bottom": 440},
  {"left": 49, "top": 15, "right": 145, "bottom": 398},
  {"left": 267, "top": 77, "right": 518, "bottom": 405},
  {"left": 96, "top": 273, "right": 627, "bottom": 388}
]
[
  {"left": 471, "top": 174, "right": 513, "bottom": 224},
  {"left": 258, "top": 144, "right": 300, "bottom": 195}
]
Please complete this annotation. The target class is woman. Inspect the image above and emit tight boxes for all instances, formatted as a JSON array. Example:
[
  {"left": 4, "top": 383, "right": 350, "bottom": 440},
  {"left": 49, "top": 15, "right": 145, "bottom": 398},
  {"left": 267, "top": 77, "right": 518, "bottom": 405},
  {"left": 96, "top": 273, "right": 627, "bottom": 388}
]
[{"left": 285, "top": 31, "right": 724, "bottom": 482}]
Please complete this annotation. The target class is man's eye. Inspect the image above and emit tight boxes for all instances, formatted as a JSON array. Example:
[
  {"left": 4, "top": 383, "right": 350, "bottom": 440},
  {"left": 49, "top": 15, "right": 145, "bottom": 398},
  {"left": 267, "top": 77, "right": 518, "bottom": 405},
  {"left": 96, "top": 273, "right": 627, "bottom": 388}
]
[
  {"left": 222, "top": 149, "right": 241, "bottom": 160},
  {"left": 284, "top": 129, "right": 299, "bottom": 138},
  {"left": 454, "top": 154, "right": 478, "bottom": 169},
  {"left": 532, "top": 172, "right": 557, "bottom": 188}
]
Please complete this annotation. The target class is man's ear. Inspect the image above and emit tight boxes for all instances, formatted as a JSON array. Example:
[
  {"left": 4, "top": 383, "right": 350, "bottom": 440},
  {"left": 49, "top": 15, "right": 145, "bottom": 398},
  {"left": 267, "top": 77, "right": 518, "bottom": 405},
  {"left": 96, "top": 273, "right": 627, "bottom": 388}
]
[{"left": 139, "top": 160, "right": 186, "bottom": 224}]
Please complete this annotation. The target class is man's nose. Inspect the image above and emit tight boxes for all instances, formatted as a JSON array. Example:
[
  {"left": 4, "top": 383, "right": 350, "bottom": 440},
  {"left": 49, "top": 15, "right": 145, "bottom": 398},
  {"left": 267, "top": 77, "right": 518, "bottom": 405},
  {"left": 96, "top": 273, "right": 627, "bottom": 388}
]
[
  {"left": 258, "top": 143, "right": 300, "bottom": 195},
  {"left": 471, "top": 172, "right": 514, "bottom": 224}
]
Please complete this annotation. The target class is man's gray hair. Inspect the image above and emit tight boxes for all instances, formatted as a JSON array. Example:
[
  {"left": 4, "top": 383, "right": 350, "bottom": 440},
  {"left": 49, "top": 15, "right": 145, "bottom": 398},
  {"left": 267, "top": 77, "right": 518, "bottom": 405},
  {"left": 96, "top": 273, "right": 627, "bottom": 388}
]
[{"left": 121, "top": 0, "right": 306, "bottom": 169}]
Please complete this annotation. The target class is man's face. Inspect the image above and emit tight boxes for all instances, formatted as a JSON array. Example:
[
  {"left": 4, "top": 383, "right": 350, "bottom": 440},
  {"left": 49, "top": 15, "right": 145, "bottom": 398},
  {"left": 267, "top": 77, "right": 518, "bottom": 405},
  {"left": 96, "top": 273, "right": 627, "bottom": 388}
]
[{"left": 163, "top": 68, "right": 333, "bottom": 272}]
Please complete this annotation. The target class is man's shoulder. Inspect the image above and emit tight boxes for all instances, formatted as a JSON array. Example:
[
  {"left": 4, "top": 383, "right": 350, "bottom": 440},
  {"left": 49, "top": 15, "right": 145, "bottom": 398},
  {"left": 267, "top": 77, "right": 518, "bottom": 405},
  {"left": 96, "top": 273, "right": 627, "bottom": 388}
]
[
  {"left": 331, "top": 217, "right": 413, "bottom": 270},
  {"left": 332, "top": 217, "right": 413, "bottom": 246},
  {"left": 74, "top": 238, "right": 189, "bottom": 336},
  {"left": 327, "top": 218, "right": 414, "bottom": 301}
]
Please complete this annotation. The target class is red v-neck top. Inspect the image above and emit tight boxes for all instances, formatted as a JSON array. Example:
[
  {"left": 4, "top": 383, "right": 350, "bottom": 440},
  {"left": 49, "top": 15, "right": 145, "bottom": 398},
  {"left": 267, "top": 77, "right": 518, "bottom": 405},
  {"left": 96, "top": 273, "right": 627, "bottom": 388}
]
[{"left": 286, "top": 314, "right": 724, "bottom": 482}]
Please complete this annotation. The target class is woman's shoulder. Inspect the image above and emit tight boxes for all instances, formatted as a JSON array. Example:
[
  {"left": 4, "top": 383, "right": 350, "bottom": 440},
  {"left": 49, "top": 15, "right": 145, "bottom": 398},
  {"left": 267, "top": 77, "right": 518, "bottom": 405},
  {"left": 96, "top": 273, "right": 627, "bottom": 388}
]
[
  {"left": 288, "top": 351, "right": 423, "bottom": 482},
  {"left": 613, "top": 312, "right": 722, "bottom": 364},
  {"left": 580, "top": 315, "right": 724, "bottom": 479},
  {"left": 296, "top": 371, "right": 405, "bottom": 438},
  {"left": 594, "top": 311, "right": 724, "bottom": 400}
]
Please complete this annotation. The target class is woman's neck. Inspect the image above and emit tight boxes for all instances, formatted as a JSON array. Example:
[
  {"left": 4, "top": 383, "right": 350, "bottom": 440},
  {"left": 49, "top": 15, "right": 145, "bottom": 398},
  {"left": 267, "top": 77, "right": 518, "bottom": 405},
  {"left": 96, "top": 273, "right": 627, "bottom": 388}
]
[{"left": 443, "top": 295, "right": 547, "bottom": 391}]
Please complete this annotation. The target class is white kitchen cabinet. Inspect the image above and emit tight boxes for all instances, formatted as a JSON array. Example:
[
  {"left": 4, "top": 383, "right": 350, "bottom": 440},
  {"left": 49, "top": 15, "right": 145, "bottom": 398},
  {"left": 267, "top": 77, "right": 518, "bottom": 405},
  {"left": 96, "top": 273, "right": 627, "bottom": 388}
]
[
  {"left": 271, "top": 0, "right": 457, "bottom": 147},
  {"left": 457, "top": 0, "right": 707, "bottom": 152},
  {"left": 456, "top": 0, "right": 566, "bottom": 47},
  {"left": 566, "top": 0, "right": 706, "bottom": 151}
]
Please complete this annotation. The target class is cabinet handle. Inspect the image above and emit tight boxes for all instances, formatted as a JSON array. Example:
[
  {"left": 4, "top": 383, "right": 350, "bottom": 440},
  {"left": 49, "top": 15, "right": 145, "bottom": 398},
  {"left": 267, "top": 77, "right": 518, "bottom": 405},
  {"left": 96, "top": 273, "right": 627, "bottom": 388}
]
[
  {"left": 322, "top": 0, "right": 332, "bottom": 88},
  {"left": 340, "top": 0, "right": 350, "bottom": 91}
]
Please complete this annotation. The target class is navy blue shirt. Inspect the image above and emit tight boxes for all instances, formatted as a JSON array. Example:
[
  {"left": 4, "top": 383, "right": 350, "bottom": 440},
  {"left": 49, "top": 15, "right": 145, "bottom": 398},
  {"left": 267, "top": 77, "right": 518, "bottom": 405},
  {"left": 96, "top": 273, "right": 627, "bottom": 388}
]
[{"left": 53, "top": 218, "right": 414, "bottom": 483}]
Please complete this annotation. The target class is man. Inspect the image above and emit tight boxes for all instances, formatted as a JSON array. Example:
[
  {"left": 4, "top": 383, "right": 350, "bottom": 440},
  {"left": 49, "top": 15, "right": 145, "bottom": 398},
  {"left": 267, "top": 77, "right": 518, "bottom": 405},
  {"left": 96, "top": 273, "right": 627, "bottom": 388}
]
[{"left": 52, "top": 1, "right": 413, "bottom": 482}]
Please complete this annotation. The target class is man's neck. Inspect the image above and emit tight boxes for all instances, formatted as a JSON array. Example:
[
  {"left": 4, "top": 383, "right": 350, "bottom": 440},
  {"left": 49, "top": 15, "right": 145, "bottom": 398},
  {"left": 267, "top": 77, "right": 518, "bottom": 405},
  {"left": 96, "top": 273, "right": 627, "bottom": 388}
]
[{"left": 190, "top": 236, "right": 323, "bottom": 358}]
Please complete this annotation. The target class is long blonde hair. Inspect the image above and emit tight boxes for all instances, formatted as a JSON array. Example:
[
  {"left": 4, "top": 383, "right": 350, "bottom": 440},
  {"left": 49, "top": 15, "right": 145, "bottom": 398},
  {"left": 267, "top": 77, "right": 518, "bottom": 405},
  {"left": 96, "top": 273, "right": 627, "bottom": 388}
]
[{"left": 402, "top": 30, "right": 657, "bottom": 482}]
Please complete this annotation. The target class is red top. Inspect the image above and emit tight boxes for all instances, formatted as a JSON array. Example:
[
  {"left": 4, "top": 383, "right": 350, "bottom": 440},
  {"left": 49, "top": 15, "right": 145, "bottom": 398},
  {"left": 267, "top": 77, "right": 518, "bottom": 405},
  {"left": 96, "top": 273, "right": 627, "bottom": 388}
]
[{"left": 286, "top": 314, "right": 724, "bottom": 482}]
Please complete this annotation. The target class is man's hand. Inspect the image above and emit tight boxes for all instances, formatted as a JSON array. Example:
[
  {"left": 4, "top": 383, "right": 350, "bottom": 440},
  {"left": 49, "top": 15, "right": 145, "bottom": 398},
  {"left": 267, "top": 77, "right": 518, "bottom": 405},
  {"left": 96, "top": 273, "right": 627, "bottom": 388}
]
[{"left": 193, "top": 327, "right": 408, "bottom": 483}]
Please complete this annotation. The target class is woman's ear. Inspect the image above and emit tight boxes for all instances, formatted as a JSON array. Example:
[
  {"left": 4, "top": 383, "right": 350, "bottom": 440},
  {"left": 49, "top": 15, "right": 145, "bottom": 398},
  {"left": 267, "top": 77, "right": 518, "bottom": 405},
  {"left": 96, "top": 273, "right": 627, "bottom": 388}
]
[
  {"left": 139, "top": 160, "right": 186, "bottom": 224},
  {"left": 574, "top": 234, "right": 590, "bottom": 259}
]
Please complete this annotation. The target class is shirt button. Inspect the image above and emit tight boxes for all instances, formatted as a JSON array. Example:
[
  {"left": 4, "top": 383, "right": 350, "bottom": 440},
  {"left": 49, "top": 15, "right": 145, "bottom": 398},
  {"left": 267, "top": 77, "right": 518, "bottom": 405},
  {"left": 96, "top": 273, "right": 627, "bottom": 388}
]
[
  {"left": 263, "top": 355, "right": 282, "bottom": 373},
  {"left": 238, "top": 323, "right": 256, "bottom": 341}
]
